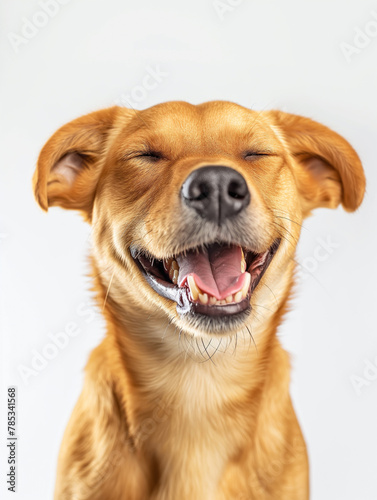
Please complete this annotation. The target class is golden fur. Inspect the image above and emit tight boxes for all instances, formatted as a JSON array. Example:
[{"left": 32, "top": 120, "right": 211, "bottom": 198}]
[{"left": 33, "top": 101, "right": 365, "bottom": 499}]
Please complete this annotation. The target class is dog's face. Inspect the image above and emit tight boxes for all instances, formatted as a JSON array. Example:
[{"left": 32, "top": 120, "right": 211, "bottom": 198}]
[{"left": 34, "top": 101, "right": 365, "bottom": 338}]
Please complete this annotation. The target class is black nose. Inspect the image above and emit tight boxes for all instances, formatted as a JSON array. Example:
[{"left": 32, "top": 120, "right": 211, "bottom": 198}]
[{"left": 181, "top": 166, "right": 250, "bottom": 224}]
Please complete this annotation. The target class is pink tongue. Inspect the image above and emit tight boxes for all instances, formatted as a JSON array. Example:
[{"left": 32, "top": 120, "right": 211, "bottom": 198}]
[{"left": 176, "top": 244, "right": 246, "bottom": 300}]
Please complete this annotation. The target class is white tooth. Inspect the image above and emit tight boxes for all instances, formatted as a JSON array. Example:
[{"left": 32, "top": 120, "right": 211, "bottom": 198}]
[
  {"left": 173, "top": 270, "right": 179, "bottom": 285},
  {"left": 225, "top": 295, "right": 233, "bottom": 303},
  {"left": 234, "top": 291, "right": 242, "bottom": 303},
  {"left": 240, "top": 248, "right": 247, "bottom": 272},
  {"left": 241, "top": 273, "right": 251, "bottom": 298},
  {"left": 209, "top": 296, "right": 217, "bottom": 305},
  {"left": 199, "top": 293, "right": 208, "bottom": 305},
  {"left": 187, "top": 275, "right": 200, "bottom": 301},
  {"left": 169, "top": 268, "right": 174, "bottom": 280},
  {"left": 172, "top": 260, "right": 179, "bottom": 271}
]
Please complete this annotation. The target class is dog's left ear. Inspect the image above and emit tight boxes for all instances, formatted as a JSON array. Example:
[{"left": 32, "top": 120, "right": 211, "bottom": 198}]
[
  {"left": 33, "top": 106, "right": 120, "bottom": 219},
  {"left": 265, "top": 111, "right": 366, "bottom": 215}
]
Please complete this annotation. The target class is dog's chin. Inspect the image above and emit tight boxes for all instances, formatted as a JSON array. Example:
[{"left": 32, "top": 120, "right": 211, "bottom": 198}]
[
  {"left": 130, "top": 239, "right": 281, "bottom": 336},
  {"left": 174, "top": 305, "right": 253, "bottom": 338}
]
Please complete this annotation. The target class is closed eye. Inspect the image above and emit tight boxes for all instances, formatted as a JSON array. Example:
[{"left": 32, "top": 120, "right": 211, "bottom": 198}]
[
  {"left": 134, "top": 151, "right": 163, "bottom": 161},
  {"left": 243, "top": 151, "right": 277, "bottom": 160},
  {"left": 120, "top": 150, "right": 165, "bottom": 162}
]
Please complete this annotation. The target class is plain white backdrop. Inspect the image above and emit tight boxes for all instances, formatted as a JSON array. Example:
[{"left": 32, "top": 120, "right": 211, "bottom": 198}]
[{"left": 1, "top": 0, "right": 376, "bottom": 498}]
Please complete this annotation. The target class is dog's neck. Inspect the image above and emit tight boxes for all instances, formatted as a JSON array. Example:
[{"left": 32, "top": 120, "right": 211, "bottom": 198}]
[{"left": 99, "top": 291, "right": 292, "bottom": 499}]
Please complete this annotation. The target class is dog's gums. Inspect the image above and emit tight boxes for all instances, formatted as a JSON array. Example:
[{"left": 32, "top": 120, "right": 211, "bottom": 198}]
[{"left": 130, "top": 239, "right": 281, "bottom": 318}]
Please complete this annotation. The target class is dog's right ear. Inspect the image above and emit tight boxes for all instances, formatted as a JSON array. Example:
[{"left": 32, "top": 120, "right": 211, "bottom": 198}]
[{"left": 33, "top": 106, "right": 120, "bottom": 219}]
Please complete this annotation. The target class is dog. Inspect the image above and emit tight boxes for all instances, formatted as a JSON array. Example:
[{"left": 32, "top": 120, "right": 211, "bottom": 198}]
[{"left": 33, "top": 101, "right": 365, "bottom": 499}]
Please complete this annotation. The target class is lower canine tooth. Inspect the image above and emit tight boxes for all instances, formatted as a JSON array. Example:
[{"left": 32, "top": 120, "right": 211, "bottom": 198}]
[
  {"left": 241, "top": 273, "right": 251, "bottom": 298},
  {"left": 172, "top": 270, "right": 179, "bottom": 285},
  {"left": 187, "top": 275, "right": 200, "bottom": 301},
  {"left": 241, "top": 248, "right": 246, "bottom": 272},
  {"left": 199, "top": 293, "right": 208, "bottom": 305},
  {"left": 234, "top": 291, "right": 242, "bottom": 303}
]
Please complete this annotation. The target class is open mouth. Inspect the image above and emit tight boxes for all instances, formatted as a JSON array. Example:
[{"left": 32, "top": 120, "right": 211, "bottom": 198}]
[{"left": 130, "top": 239, "right": 280, "bottom": 318}]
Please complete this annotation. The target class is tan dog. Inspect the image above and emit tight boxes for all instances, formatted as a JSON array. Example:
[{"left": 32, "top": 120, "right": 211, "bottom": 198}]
[{"left": 33, "top": 101, "right": 365, "bottom": 500}]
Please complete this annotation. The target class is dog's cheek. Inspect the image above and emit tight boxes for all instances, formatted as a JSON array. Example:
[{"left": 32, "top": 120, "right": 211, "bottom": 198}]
[
  {"left": 105, "top": 161, "right": 167, "bottom": 210},
  {"left": 250, "top": 163, "right": 301, "bottom": 222}
]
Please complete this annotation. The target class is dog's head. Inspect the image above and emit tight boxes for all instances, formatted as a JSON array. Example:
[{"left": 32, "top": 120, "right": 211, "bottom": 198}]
[{"left": 33, "top": 101, "right": 365, "bottom": 338}]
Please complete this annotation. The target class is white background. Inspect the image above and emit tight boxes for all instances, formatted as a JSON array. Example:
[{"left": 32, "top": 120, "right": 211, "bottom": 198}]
[{"left": 1, "top": 0, "right": 376, "bottom": 499}]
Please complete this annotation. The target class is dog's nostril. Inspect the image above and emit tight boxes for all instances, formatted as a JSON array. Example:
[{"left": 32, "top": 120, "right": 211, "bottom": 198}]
[
  {"left": 190, "top": 182, "right": 211, "bottom": 201},
  {"left": 228, "top": 180, "right": 248, "bottom": 199}
]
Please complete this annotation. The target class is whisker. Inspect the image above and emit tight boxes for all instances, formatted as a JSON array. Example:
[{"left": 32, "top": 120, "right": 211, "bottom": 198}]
[
  {"left": 262, "top": 283, "right": 278, "bottom": 306},
  {"left": 196, "top": 338, "right": 208, "bottom": 360},
  {"left": 232, "top": 331, "right": 238, "bottom": 356},
  {"left": 102, "top": 269, "right": 115, "bottom": 311},
  {"left": 273, "top": 230, "right": 296, "bottom": 250},
  {"left": 208, "top": 338, "right": 222, "bottom": 362},
  {"left": 91, "top": 263, "right": 114, "bottom": 280},
  {"left": 274, "top": 215, "right": 307, "bottom": 231},
  {"left": 246, "top": 325, "right": 258, "bottom": 356},
  {"left": 252, "top": 308, "right": 266, "bottom": 323},
  {"left": 252, "top": 303, "right": 273, "bottom": 313},
  {"left": 201, "top": 338, "right": 216, "bottom": 365},
  {"left": 183, "top": 332, "right": 200, "bottom": 362},
  {"left": 273, "top": 221, "right": 299, "bottom": 245},
  {"left": 161, "top": 317, "right": 174, "bottom": 340},
  {"left": 243, "top": 326, "right": 252, "bottom": 352}
]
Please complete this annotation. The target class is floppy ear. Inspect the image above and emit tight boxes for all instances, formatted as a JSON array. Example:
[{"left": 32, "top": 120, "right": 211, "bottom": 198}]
[
  {"left": 33, "top": 106, "right": 120, "bottom": 218},
  {"left": 265, "top": 111, "right": 366, "bottom": 214}
]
